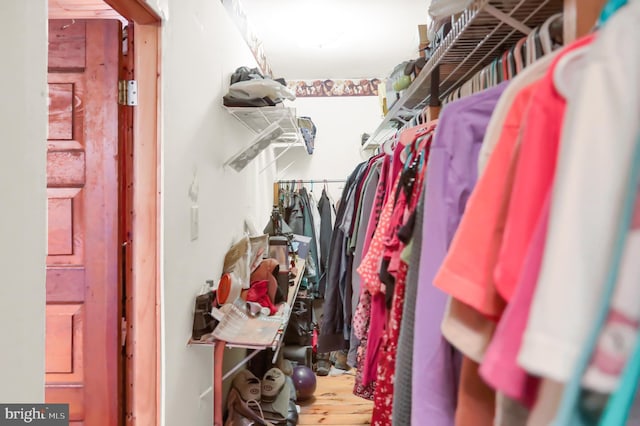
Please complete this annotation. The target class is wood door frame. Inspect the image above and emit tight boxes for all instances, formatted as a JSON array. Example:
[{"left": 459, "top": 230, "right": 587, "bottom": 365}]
[
  {"left": 48, "top": 2, "right": 162, "bottom": 425},
  {"left": 106, "top": 2, "right": 162, "bottom": 425}
]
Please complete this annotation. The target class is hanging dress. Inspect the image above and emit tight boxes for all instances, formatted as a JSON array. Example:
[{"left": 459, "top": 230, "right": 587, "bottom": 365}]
[{"left": 372, "top": 134, "right": 432, "bottom": 426}]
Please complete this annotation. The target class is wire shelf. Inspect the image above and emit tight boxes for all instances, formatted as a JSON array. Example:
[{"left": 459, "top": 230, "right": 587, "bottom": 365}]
[
  {"left": 225, "top": 105, "right": 304, "bottom": 146},
  {"left": 363, "top": 0, "right": 563, "bottom": 149}
]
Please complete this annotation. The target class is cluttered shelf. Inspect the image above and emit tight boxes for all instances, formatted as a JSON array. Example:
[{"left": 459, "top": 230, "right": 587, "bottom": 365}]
[
  {"left": 223, "top": 105, "right": 318, "bottom": 172},
  {"left": 363, "top": 0, "right": 563, "bottom": 149},
  {"left": 188, "top": 258, "right": 305, "bottom": 352}
]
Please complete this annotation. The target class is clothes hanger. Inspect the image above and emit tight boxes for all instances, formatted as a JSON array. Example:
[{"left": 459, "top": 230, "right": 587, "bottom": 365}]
[
  {"left": 501, "top": 50, "right": 510, "bottom": 81},
  {"left": 527, "top": 29, "right": 536, "bottom": 66},
  {"left": 549, "top": 15, "right": 564, "bottom": 47},
  {"left": 513, "top": 45, "right": 519, "bottom": 75},
  {"left": 484, "top": 64, "right": 491, "bottom": 88},
  {"left": 540, "top": 13, "right": 562, "bottom": 55},
  {"left": 533, "top": 27, "right": 544, "bottom": 60},
  {"left": 398, "top": 115, "right": 433, "bottom": 146},
  {"left": 382, "top": 135, "right": 395, "bottom": 155},
  {"left": 514, "top": 37, "right": 526, "bottom": 73},
  {"left": 492, "top": 59, "right": 498, "bottom": 86},
  {"left": 599, "top": 0, "right": 627, "bottom": 25},
  {"left": 462, "top": 81, "right": 471, "bottom": 98}
]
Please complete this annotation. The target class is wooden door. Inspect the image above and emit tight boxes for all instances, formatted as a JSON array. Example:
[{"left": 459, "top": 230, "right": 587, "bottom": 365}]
[{"left": 46, "top": 19, "right": 120, "bottom": 426}]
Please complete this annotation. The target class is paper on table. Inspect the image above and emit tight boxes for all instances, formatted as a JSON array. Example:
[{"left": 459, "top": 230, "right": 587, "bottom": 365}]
[{"left": 211, "top": 302, "right": 285, "bottom": 347}]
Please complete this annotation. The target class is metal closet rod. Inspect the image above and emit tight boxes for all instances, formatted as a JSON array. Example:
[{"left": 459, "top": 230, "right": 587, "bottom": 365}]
[{"left": 276, "top": 179, "right": 345, "bottom": 183}]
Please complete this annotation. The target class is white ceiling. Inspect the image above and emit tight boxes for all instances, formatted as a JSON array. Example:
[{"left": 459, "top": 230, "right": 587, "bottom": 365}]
[{"left": 239, "top": 0, "right": 432, "bottom": 80}]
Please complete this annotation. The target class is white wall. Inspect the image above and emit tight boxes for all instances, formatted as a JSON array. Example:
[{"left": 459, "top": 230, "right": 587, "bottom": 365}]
[
  {"left": 155, "top": 0, "right": 276, "bottom": 425},
  {"left": 0, "top": 0, "right": 274, "bottom": 421},
  {"left": 276, "top": 96, "right": 382, "bottom": 200},
  {"left": 0, "top": 0, "right": 47, "bottom": 403}
]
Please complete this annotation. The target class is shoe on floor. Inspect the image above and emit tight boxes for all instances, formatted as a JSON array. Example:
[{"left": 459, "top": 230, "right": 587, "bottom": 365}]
[
  {"left": 262, "top": 368, "right": 286, "bottom": 403},
  {"left": 332, "top": 350, "right": 349, "bottom": 371},
  {"left": 316, "top": 352, "right": 331, "bottom": 376},
  {"left": 232, "top": 369, "right": 262, "bottom": 402}
]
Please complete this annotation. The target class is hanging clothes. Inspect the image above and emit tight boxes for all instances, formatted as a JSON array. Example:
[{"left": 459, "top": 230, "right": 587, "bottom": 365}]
[
  {"left": 282, "top": 186, "right": 320, "bottom": 293},
  {"left": 317, "top": 188, "right": 334, "bottom": 296},
  {"left": 318, "top": 5, "right": 640, "bottom": 425},
  {"left": 411, "top": 82, "right": 508, "bottom": 426},
  {"left": 391, "top": 183, "right": 426, "bottom": 426},
  {"left": 372, "top": 130, "right": 434, "bottom": 425},
  {"left": 299, "top": 187, "right": 321, "bottom": 294},
  {"left": 307, "top": 189, "right": 323, "bottom": 272},
  {"left": 353, "top": 157, "right": 392, "bottom": 400},
  {"left": 349, "top": 159, "right": 383, "bottom": 367},
  {"left": 319, "top": 161, "right": 368, "bottom": 353},
  {"left": 357, "top": 143, "right": 407, "bottom": 386}
]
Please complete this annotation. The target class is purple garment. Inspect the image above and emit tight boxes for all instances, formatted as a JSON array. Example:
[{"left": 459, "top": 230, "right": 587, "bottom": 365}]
[{"left": 411, "top": 82, "right": 508, "bottom": 426}]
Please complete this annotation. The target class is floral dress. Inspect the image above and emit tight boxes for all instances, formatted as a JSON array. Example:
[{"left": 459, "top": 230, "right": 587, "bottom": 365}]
[{"left": 371, "top": 134, "right": 433, "bottom": 425}]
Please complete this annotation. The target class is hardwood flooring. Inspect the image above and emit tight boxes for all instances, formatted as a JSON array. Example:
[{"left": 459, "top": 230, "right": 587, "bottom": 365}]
[{"left": 298, "top": 371, "right": 373, "bottom": 425}]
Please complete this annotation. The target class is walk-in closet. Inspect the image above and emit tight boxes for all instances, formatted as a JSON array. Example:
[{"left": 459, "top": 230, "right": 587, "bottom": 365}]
[
  {"left": 186, "top": 0, "right": 640, "bottom": 425},
  {"left": 4, "top": 0, "right": 639, "bottom": 425}
]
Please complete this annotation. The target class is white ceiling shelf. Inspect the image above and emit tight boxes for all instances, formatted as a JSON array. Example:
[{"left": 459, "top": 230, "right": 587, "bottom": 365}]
[{"left": 363, "top": 0, "right": 563, "bottom": 150}]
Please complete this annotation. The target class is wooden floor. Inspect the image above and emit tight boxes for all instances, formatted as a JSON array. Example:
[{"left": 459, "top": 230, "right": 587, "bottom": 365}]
[{"left": 298, "top": 371, "right": 373, "bottom": 425}]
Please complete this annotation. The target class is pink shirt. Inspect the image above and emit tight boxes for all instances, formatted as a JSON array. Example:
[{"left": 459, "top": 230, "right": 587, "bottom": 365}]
[
  {"left": 478, "top": 35, "right": 595, "bottom": 407},
  {"left": 493, "top": 35, "right": 595, "bottom": 302},
  {"left": 479, "top": 195, "right": 549, "bottom": 408}
]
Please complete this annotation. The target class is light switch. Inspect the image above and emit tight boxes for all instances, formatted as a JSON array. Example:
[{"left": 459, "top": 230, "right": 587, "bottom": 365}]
[{"left": 191, "top": 205, "right": 199, "bottom": 241}]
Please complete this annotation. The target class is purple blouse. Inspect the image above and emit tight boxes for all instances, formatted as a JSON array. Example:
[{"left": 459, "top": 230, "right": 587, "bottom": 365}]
[{"left": 411, "top": 82, "right": 508, "bottom": 426}]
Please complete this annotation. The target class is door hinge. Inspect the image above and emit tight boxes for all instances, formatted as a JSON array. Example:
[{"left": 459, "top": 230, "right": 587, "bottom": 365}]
[
  {"left": 118, "top": 80, "right": 138, "bottom": 106},
  {"left": 121, "top": 317, "right": 127, "bottom": 348}
]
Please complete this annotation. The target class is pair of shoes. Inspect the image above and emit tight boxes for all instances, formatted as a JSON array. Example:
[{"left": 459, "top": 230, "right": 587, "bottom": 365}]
[
  {"left": 226, "top": 370, "right": 270, "bottom": 426},
  {"left": 229, "top": 368, "right": 293, "bottom": 425},
  {"left": 233, "top": 368, "right": 285, "bottom": 404},
  {"left": 226, "top": 368, "right": 273, "bottom": 426}
]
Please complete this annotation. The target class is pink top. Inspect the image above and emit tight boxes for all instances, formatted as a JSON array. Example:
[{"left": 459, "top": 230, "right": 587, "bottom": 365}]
[
  {"left": 478, "top": 36, "right": 595, "bottom": 407},
  {"left": 493, "top": 35, "right": 595, "bottom": 302},
  {"left": 479, "top": 195, "right": 549, "bottom": 408},
  {"left": 362, "top": 155, "right": 391, "bottom": 258}
]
